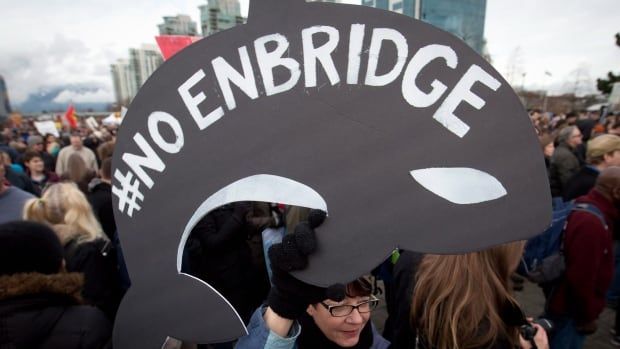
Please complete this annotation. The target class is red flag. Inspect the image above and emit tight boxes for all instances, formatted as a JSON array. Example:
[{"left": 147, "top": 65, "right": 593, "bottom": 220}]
[
  {"left": 64, "top": 104, "right": 78, "bottom": 129},
  {"left": 155, "top": 35, "right": 202, "bottom": 61}
]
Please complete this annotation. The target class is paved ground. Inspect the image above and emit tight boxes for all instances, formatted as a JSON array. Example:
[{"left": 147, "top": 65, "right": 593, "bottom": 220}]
[
  {"left": 514, "top": 280, "right": 617, "bottom": 349},
  {"left": 370, "top": 279, "right": 618, "bottom": 348}
]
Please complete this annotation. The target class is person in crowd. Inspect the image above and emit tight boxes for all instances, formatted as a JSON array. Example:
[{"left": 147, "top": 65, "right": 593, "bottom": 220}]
[
  {"left": 549, "top": 125, "right": 584, "bottom": 197},
  {"left": 83, "top": 129, "right": 102, "bottom": 160},
  {"left": 184, "top": 202, "right": 263, "bottom": 325},
  {"left": 0, "top": 160, "right": 34, "bottom": 224},
  {"left": 45, "top": 133, "right": 61, "bottom": 158},
  {"left": 56, "top": 132, "right": 98, "bottom": 176},
  {"left": 546, "top": 167, "right": 620, "bottom": 349},
  {"left": 87, "top": 158, "right": 116, "bottom": 240},
  {"left": 576, "top": 111, "right": 600, "bottom": 143},
  {"left": 564, "top": 134, "right": 620, "bottom": 200},
  {"left": 609, "top": 121, "right": 620, "bottom": 137},
  {"left": 412, "top": 241, "right": 548, "bottom": 349},
  {"left": 1, "top": 151, "right": 37, "bottom": 195},
  {"left": 381, "top": 250, "right": 424, "bottom": 349},
  {"left": 236, "top": 210, "right": 389, "bottom": 349},
  {"left": 22, "top": 150, "right": 59, "bottom": 196},
  {"left": 23, "top": 182, "right": 124, "bottom": 320},
  {"left": 61, "top": 152, "right": 97, "bottom": 194},
  {"left": 1, "top": 148, "right": 24, "bottom": 173},
  {"left": 97, "top": 140, "right": 115, "bottom": 163},
  {"left": 539, "top": 133, "right": 555, "bottom": 172},
  {"left": 0, "top": 220, "right": 111, "bottom": 348},
  {"left": 0, "top": 131, "right": 18, "bottom": 163},
  {"left": 26, "top": 134, "right": 56, "bottom": 172}
]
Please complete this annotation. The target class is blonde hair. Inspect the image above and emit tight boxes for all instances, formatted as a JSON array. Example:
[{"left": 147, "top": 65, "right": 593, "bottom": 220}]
[
  {"left": 587, "top": 134, "right": 620, "bottom": 165},
  {"left": 23, "top": 182, "right": 106, "bottom": 244},
  {"left": 412, "top": 241, "right": 525, "bottom": 349}
]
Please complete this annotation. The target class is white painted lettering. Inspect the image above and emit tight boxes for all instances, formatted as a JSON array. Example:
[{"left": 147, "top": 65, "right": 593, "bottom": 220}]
[
  {"left": 433, "top": 64, "right": 501, "bottom": 137},
  {"left": 402, "top": 44, "right": 457, "bottom": 108},
  {"left": 122, "top": 133, "right": 165, "bottom": 189},
  {"left": 347, "top": 24, "right": 366, "bottom": 84},
  {"left": 212, "top": 46, "right": 259, "bottom": 111},
  {"left": 148, "top": 111, "right": 184, "bottom": 154},
  {"left": 178, "top": 69, "right": 225, "bottom": 130},
  {"left": 302, "top": 25, "right": 340, "bottom": 87},
  {"left": 364, "top": 28, "right": 408, "bottom": 86},
  {"left": 254, "top": 33, "right": 301, "bottom": 96}
]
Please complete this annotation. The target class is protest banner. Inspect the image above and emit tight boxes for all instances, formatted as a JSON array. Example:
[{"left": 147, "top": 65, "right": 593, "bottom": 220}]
[
  {"left": 33, "top": 120, "right": 59, "bottom": 138},
  {"left": 112, "top": 0, "right": 551, "bottom": 346}
]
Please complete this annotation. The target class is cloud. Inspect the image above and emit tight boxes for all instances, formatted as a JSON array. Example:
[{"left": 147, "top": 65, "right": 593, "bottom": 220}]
[
  {"left": 0, "top": 34, "right": 114, "bottom": 104},
  {"left": 52, "top": 87, "right": 114, "bottom": 104}
]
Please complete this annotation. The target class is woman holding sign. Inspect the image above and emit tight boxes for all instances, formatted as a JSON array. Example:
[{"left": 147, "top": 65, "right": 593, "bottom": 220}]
[
  {"left": 412, "top": 242, "right": 549, "bottom": 349},
  {"left": 236, "top": 210, "right": 390, "bottom": 349}
]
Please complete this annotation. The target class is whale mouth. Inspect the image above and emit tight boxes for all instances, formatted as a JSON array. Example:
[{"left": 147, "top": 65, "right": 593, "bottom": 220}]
[{"left": 176, "top": 174, "right": 328, "bottom": 272}]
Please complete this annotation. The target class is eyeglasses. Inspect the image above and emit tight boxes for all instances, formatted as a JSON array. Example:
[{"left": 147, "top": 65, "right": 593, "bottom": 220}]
[{"left": 320, "top": 297, "right": 379, "bottom": 317}]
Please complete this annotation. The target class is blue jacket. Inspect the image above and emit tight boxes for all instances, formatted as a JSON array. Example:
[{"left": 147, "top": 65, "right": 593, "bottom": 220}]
[{"left": 236, "top": 306, "right": 390, "bottom": 349}]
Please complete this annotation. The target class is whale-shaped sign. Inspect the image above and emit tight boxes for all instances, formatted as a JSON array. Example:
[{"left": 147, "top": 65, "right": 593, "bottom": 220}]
[{"left": 111, "top": 0, "right": 551, "bottom": 347}]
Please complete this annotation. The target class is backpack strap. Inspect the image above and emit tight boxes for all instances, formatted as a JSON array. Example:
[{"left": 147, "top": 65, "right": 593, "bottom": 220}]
[
  {"left": 572, "top": 203, "right": 608, "bottom": 230},
  {"left": 560, "top": 202, "right": 609, "bottom": 253}
]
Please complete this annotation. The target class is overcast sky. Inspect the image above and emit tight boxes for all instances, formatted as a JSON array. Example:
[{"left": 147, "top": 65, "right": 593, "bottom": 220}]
[{"left": 0, "top": 0, "right": 618, "bottom": 106}]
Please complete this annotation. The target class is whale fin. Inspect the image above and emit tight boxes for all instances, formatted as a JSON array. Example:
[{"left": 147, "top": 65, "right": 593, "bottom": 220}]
[{"left": 113, "top": 273, "right": 246, "bottom": 348}]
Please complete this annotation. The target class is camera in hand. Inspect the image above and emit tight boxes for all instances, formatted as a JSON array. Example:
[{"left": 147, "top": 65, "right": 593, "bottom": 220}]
[{"left": 520, "top": 318, "right": 553, "bottom": 342}]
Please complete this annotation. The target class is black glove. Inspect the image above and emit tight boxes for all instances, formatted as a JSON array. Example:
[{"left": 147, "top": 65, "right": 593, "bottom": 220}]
[{"left": 267, "top": 209, "right": 345, "bottom": 319}]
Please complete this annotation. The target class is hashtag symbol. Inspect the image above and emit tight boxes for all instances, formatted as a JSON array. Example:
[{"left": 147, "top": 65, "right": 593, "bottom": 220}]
[{"left": 112, "top": 169, "right": 144, "bottom": 218}]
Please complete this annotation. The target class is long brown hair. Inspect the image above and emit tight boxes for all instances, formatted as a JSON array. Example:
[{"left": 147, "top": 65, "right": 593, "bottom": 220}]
[{"left": 412, "top": 241, "right": 524, "bottom": 349}]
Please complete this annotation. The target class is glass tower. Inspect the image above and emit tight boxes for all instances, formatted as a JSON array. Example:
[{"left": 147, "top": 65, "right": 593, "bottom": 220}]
[{"left": 362, "top": 0, "right": 486, "bottom": 54}]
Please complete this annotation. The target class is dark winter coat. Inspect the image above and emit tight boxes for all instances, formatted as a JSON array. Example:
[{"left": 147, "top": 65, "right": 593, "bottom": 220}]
[
  {"left": 563, "top": 165, "right": 599, "bottom": 201},
  {"left": 63, "top": 236, "right": 124, "bottom": 321},
  {"left": 87, "top": 180, "right": 116, "bottom": 240},
  {"left": 0, "top": 272, "right": 111, "bottom": 349},
  {"left": 186, "top": 204, "right": 258, "bottom": 323},
  {"left": 548, "top": 189, "right": 617, "bottom": 326},
  {"left": 549, "top": 143, "right": 582, "bottom": 197},
  {"left": 29, "top": 171, "right": 60, "bottom": 197},
  {"left": 382, "top": 250, "right": 423, "bottom": 349},
  {"left": 4, "top": 165, "right": 37, "bottom": 196}
]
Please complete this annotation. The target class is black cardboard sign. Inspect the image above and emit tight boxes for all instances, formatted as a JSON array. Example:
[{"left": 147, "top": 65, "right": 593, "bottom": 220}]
[{"left": 112, "top": 0, "right": 551, "bottom": 347}]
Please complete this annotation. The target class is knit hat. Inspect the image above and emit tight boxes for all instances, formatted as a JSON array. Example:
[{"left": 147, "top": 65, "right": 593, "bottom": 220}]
[
  {"left": 27, "top": 135, "right": 43, "bottom": 148},
  {"left": 0, "top": 221, "right": 64, "bottom": 276},
  {"left": 587, "top": 134, "right": 620, "bottom": 161}
]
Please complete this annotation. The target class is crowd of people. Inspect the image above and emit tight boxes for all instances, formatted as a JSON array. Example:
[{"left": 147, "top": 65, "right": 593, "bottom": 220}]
[{"left": 1, "top": 108, "right": 620, "bottom": 349}]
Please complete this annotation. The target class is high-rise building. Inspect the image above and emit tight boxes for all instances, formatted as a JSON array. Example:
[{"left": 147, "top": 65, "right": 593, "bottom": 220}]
[
  {"left": 0, "top": 75, "right": 11, "bottom": 121},
  {"left": 362, "top": 0, "right": 486, "bottom": 54},
  {"left": 199, "top": 0, "right": 245, "bottom": 36},
  {"left": 110, "top": 59, "right": 137, "bottom": 106},
  {"left": 420, "top": 0, "right": 486, "bottom": 54},
  {"left": 110, "top": 45, "right": 163, "bottom": 106},
  {"left": 158, "top": 14, "right": 198, "bottom": 36},
  {"left": 129, "top": 44, "right": 164, "bottom": 90}
]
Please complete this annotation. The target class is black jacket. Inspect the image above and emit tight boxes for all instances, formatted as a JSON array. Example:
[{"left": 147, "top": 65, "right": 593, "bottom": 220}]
[
  {"left": 87, "top": 180, "right": 116, "bottom": 240},
  {"left": 186, "top": 204, "right": 258, "bottom": 323},
  {"left": 0, "top": 272, "right": 111, "bottom": 349},
  {"left": 4, "top": 165, "right": 37, "bottom": 196},
  {"left": 64, "top": 238, "right": 124, "bottom": 321},
  {"left": 563, "top": 165, "right": 599, "bottom": 201}
]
